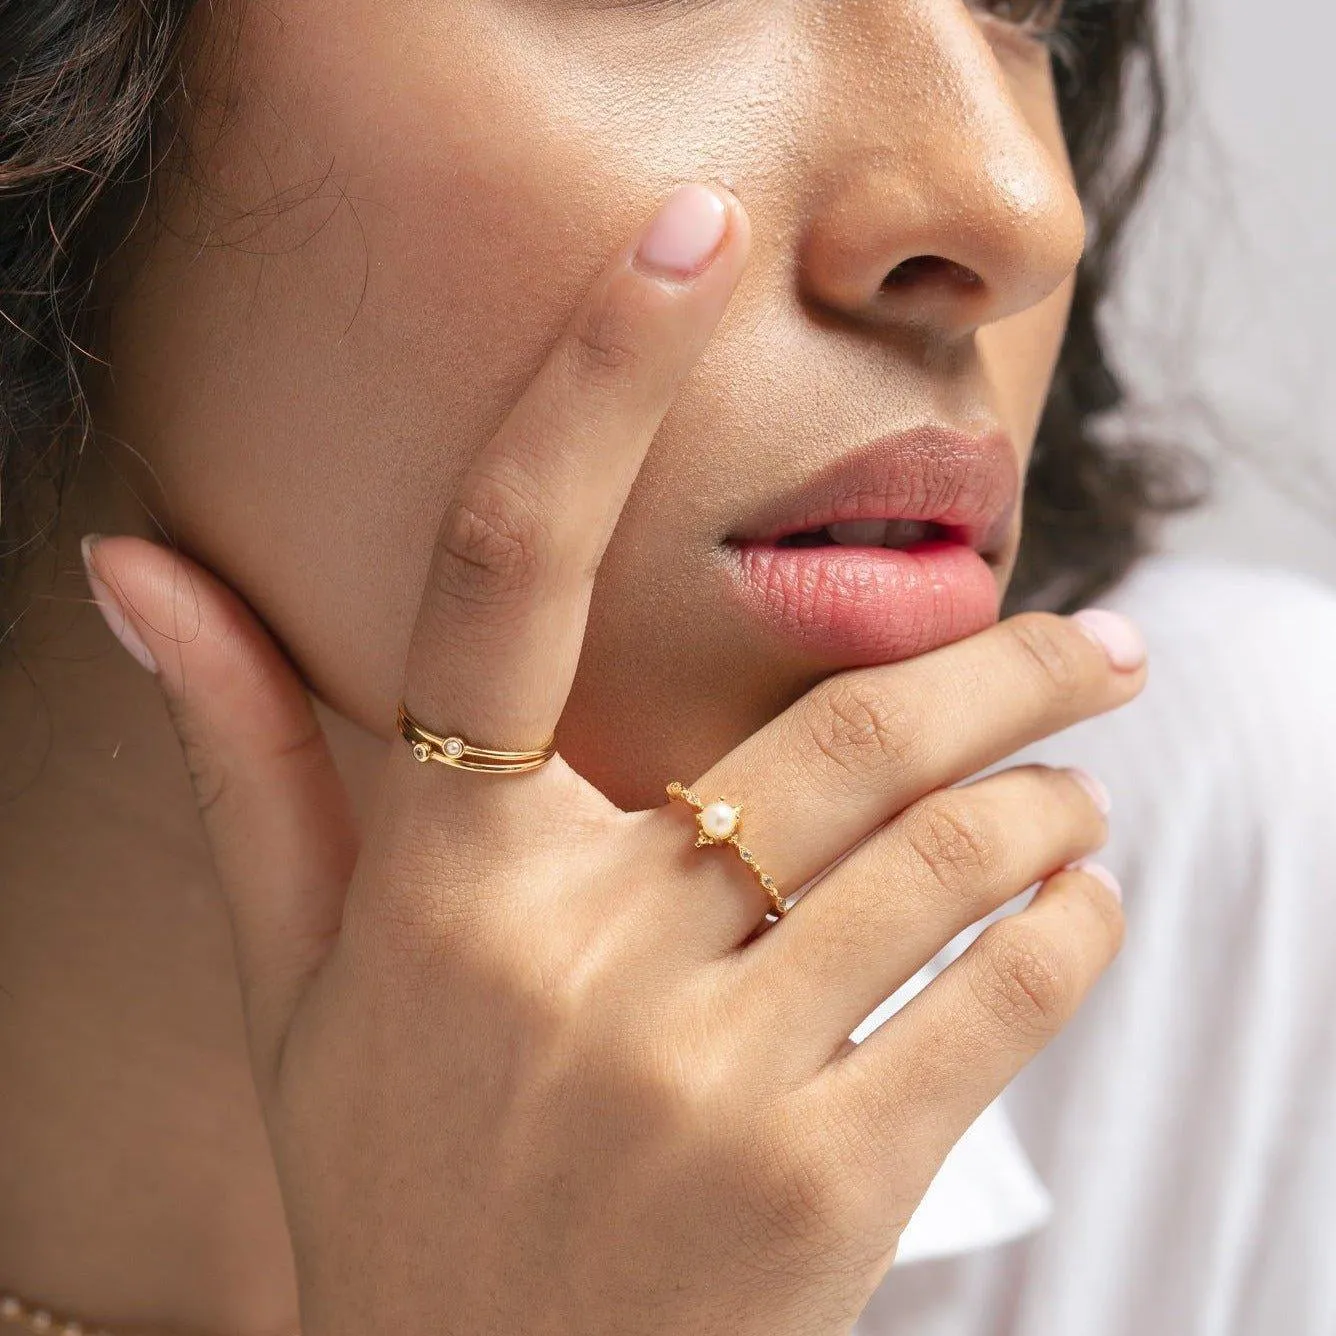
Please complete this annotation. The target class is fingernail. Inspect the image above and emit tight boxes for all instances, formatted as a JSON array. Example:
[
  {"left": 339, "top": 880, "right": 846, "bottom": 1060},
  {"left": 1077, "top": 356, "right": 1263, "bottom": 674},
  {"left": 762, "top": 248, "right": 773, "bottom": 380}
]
[
  {"left": 80, "top": 533, "right": 159, "bottom": 674},
  {"left": 1065, "top": 766, "right": 1111, "bottom": 816},
  {"left": 1071, "top": 608, "right": 1147, "bottom": 671},
  {"left": 633, "top": 182, "right": 730, "bottom": 280},
  {"left": 1073, "top": 858, "right": 1122, "bottom": 903}
]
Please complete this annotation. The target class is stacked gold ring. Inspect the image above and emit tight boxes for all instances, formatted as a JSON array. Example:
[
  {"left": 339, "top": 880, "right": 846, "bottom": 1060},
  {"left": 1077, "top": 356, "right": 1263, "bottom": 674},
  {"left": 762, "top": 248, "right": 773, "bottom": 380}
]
[
  {"left": 396, "top": 700, "right": 557, "bottom": 773},
  {"left": 392, "top": 705, "right": 785, "bottom": 924},
  {"left": 665, "top": 781, "right": 788, "bottom": 920}
]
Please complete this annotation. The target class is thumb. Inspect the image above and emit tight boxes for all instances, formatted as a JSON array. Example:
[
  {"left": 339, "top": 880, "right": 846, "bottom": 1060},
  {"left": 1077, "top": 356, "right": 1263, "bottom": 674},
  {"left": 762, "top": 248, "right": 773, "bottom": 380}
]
[{"left": 80, "top": 531, "right": 359, "bottom": 1081}]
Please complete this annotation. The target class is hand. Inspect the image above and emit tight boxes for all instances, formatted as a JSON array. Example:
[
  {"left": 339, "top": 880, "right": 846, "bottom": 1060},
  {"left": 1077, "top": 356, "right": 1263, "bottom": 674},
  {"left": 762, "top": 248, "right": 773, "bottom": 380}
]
[{"left": 83, "top": 179, "right": 1144, "bottom": 1336}]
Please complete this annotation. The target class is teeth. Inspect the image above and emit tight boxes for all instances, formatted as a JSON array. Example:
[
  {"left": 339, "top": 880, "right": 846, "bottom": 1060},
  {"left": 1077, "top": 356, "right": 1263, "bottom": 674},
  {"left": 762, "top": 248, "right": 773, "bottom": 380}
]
[
  {"left": 825, "top": 519, "right": 891, "bottom": 546},
  {"left": 823, "top": 519, "right": 934, "bottom": 548},
  {"left": 881, "top": 519, "right": 933, "bottom": 547}
]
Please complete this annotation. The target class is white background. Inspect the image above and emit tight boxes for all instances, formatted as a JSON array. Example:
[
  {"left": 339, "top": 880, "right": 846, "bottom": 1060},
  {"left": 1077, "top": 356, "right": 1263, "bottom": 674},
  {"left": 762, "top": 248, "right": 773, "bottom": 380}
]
[{"left": 1107, "top": 0, "right": 1336, "bottom": 584}]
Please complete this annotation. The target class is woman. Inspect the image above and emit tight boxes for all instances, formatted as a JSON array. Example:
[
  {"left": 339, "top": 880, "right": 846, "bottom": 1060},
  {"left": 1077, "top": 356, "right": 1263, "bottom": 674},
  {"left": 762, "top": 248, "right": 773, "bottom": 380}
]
[{"left": 4, "top": 1, "right": 1334, "bottom": 1333}]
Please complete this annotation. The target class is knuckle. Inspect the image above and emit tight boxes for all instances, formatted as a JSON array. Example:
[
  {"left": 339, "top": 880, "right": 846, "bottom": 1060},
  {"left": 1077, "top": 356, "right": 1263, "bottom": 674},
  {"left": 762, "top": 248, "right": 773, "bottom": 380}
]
[
  {"left": 632, "top": 1046, "right": 718, "bottom": 1131},
  {"left": 900, "top": 792, "right": 998, "bottom": 900},
  {"left": 566, "top": 281, "right": 647, "bottom": 387},
  {"left": 972, "top": 921, "right": 1076, "bottom": 1041},
  {"left": 806, "top": 674, "right": 920, "bottom": 782},
  {"left": 504, "top": 945, "right": 596, "bottom": 1039},
  {"left": 1009, "top": 611, "right": 1089, "bottom": 705},
  {"left": 434, "top": 468, "right": 550, "bottom": 613}
]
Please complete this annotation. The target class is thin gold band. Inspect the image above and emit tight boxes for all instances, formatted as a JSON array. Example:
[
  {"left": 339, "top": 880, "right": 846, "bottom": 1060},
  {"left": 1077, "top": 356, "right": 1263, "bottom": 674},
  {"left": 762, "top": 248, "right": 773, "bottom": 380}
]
[
  {"left": 396, "top": 700, "right": 557, "bottom": 773},
  {"left": 665, "top": 781, "right": 788, "bottom": 921},
  {"left": 394, "top": 707, "right": 784, "bottom": 922}
]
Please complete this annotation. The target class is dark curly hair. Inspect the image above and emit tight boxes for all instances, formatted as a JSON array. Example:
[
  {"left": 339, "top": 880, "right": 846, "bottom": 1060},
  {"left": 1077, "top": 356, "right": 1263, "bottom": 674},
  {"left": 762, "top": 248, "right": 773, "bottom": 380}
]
[{"left": 0, "top": 0, "right": 1206, "bottom": 638}]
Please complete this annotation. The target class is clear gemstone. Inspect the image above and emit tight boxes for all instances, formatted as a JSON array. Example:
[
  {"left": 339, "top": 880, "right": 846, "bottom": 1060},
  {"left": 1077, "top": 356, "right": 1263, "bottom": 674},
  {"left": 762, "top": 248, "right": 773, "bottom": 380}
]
[
  {"left": 444, "top": 737, "right": 464, "bottom": 757},
  {"left": 412, "top": 742, "right": 431, "bottom": 763}
]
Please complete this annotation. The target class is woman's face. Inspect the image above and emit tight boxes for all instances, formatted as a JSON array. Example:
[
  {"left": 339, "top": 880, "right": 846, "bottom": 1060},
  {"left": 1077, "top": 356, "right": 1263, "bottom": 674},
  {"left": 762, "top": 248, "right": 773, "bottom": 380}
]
[{"left": 97, "top": 0, "right": 1085, "bottom": 810}]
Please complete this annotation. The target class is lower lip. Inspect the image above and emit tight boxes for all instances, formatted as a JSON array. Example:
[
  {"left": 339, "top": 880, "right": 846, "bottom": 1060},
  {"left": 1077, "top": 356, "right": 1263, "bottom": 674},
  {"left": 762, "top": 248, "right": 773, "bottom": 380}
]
[{"left": 721, "top": 538, "right": 1001, "bottom": 665}]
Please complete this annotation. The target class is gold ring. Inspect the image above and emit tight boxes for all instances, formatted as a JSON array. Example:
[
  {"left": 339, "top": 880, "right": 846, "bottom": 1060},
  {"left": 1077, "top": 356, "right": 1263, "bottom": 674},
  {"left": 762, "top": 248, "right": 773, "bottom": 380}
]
[
  {"left": 665, "top": 781, "right": 788, "bottom": 921},
  {"left": 396, "top": 700, "right": 557, "bottom": 773}
]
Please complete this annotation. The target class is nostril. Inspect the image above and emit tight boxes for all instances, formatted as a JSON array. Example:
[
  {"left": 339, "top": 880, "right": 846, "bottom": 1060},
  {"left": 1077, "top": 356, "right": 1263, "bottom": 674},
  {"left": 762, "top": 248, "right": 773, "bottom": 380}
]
[{"left": 882, "top": 254, "right": 983, "bottom": 290}]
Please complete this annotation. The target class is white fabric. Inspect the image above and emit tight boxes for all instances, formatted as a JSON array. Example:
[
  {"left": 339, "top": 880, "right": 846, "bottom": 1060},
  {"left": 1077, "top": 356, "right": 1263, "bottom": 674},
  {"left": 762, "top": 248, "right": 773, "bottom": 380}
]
[
  {"left": 848, "top": 553, "right": 1336, "bottom": 1333},
  {"left": 889, "top": 1098, "right": 1052, "bottom": 1264}
]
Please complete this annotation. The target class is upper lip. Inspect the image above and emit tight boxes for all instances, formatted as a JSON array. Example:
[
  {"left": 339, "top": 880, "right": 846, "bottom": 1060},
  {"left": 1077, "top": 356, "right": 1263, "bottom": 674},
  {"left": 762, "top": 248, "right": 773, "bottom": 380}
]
[{"left": 725, "top": 424, "right": 1019, "bottom": 560}]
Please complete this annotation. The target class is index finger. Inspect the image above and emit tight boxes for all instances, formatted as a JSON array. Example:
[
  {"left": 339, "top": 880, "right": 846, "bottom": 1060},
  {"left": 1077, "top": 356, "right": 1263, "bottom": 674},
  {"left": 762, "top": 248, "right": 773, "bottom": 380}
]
[{"left": 396, "top": 180, "right": 750, "bottom": 781}]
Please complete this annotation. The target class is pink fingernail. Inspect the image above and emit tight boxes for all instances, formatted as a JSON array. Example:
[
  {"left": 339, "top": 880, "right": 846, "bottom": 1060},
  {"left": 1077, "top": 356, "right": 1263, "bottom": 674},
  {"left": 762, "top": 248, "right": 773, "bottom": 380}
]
[
  {"left": 1071, "top": 608, "right": 1147, "bottom": 672},
  {"left": 1065, "top": 766, "right": 1112, "bottom": 816},
  {"left": 633, "top": 183, "right": 729, "bottom": 280},
  {"left": 80, "top": 533, "right": 159, "bottom": 674},
  {"left": 1073, "top": 859, "right": 1122, "bottom": 903}
]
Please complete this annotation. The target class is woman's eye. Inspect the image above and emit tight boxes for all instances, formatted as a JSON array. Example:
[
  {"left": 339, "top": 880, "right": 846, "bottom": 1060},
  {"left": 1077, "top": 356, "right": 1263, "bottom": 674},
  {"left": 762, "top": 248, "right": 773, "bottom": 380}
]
[{"left": 972, "top": 0, "right": 1066, "bottom": 38}]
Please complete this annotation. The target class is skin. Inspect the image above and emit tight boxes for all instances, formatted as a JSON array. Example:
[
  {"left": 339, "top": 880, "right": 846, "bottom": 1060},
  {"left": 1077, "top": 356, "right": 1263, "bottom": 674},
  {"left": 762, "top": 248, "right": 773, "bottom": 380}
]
[{"left": 0, "top": 1, "right": 1133, "bottom": 1331}]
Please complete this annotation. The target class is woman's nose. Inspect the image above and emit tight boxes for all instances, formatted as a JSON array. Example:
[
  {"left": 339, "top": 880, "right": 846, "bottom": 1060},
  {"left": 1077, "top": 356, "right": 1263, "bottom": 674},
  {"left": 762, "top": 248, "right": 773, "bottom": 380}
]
[{"left": 796, "top": 7, "right": 1087, "bottom": 342}]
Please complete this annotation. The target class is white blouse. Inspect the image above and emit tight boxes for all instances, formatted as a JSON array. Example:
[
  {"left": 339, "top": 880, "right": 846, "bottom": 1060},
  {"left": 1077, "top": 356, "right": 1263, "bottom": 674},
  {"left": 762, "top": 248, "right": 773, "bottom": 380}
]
[{"left": 848, "top": 552, "right": 1336, "bottom": 1335}]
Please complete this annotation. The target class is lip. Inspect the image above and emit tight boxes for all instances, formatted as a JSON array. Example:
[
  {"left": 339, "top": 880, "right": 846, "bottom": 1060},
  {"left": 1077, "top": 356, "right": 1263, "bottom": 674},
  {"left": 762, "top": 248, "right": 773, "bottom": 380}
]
[
  {"left": 717, "top": 425, "right": 1019, "bottom": 666},
  {"left": 724, "top": 424, "right": 1019, "bottom": 558}
]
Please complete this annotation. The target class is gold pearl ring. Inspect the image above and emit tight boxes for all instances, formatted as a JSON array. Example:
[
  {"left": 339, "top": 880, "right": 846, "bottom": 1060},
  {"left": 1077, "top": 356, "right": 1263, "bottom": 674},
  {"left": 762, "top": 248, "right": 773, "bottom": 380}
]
[{"left": 665, "top": 781, "right": 788, "bottom": 921}]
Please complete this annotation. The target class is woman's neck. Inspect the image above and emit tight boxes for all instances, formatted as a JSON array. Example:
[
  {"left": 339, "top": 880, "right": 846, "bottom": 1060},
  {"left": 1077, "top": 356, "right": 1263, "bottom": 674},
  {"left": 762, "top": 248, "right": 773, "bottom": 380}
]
[{"left": 0, "top": 460, "right": 386, "bottom": 1334}]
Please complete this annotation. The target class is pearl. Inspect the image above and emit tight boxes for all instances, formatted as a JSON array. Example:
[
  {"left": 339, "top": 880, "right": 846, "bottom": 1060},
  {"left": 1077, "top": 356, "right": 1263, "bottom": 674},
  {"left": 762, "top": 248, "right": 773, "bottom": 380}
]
[{"left": 700, "top": 800, "right": 739, "bottom": 840}]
